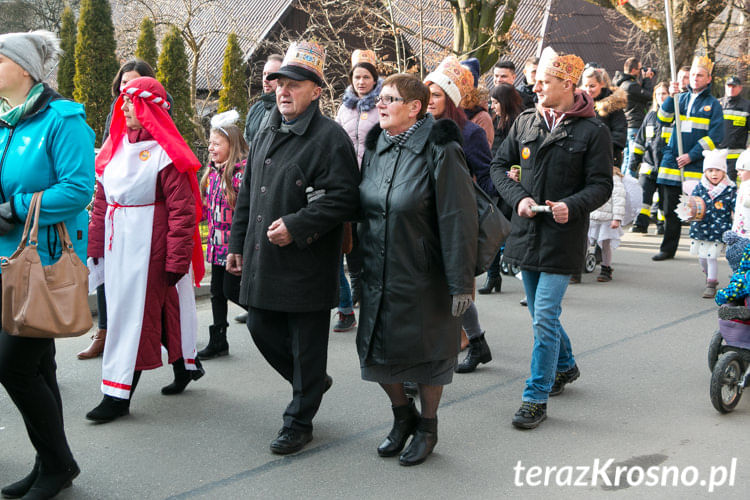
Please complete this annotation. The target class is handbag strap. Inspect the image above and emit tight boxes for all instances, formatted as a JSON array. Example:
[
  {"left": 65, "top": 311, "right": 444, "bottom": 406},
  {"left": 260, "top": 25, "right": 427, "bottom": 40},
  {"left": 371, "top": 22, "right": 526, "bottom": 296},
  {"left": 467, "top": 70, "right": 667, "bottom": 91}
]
[
  {"left": 17, "top": 192, "right": 43, "bottom": 250},
  {"left": 16, "top": 191, "right": 76, "bottom": 254}
]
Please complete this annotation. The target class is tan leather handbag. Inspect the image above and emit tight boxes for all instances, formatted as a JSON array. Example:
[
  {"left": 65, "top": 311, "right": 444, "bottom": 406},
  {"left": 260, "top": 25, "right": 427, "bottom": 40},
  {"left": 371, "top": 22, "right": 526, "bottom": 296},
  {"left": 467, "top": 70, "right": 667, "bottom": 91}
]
[{"left": 1, "top": 191, "right": 92, "bottom": 338}]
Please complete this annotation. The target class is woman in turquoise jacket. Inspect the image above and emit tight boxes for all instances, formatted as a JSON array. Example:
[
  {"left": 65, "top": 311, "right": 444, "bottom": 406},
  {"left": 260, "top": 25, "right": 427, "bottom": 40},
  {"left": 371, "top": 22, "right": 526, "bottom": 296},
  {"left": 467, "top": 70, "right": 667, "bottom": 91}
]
[{"left": 0, "top": 31, "right": 94, "bottom": 500}]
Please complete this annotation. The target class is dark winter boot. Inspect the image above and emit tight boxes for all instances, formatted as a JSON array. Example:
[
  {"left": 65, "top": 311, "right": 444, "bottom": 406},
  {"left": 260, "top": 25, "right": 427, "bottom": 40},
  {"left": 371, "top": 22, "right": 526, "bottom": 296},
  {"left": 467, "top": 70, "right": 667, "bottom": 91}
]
[
  {"left": 455, "top": 333, "right": 492, "bottom": 373},
  {"left": 399, "top": 417, "right": 438, "bottom": 466},
  {"left": 22, "top": 461, "right": 80, "bottom": 500},
  {"left": 1, "top": 456, "right": 40, "bottom": 499},
  {"left": 478, "top": 274, "right": 502, "bottom": 294},
  {"left": 197, "top": 325, "right": 229, "bottom": 360},
  {"left": 350, "top": 272, "right": 362, "bottom": 307},
  {"left": 377, "top": 399, "right": 420, "bottom": 457},
  {"left": 161, "top": 358, "right": 205, "bottom": 395},
  {"left": 597, "top": 265, "right": 612, "bottom": 282},
  {"left": 85, "top": 371, "right": 140, "bottom": 423},
  {"left": 85, "top": 396, "right": 130, "bottom": 423}
]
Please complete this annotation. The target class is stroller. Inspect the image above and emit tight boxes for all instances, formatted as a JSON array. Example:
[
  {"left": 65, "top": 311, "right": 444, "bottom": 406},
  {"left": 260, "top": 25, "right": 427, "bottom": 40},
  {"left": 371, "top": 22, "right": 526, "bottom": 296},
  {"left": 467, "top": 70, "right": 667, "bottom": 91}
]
[{"left": 708, "top": 305, "right": 750, "bottom": 413}]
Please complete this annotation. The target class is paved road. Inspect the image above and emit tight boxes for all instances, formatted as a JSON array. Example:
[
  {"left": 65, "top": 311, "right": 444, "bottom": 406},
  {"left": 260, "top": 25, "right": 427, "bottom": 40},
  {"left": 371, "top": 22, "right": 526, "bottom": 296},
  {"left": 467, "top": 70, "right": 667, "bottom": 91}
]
[{"left": 1, "top": 229, "right": 748, "bottom": 499}]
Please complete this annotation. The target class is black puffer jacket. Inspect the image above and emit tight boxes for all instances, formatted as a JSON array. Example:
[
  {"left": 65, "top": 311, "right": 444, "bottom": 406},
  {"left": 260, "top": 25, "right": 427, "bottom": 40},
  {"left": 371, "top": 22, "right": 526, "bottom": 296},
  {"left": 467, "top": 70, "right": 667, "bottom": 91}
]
[
  {"left": 489, "top": 92, "right": 613, "bottom": 275},
  {"left": 593, "top": 86, "right": 628, "bottom": 166},
  {"left": 243, "top": 92, "right": 276, "bottom": 146},
  {"left": 356, "top": 116, "right": 478, "bottom": 364}
]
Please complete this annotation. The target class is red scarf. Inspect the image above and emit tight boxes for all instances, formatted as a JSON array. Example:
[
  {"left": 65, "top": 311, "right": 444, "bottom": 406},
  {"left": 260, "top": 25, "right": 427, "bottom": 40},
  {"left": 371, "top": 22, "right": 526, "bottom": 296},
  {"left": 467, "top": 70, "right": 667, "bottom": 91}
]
[{"left": 95, "top": 77, "right": 205, "bottom": 286}]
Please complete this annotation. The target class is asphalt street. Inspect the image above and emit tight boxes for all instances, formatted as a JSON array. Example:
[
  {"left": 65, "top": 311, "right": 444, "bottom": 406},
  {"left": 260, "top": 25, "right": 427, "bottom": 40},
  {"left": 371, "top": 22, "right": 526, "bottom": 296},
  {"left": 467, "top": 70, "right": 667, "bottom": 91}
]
[{"left": 1, "top": 228, "right": 748, "bottom": 499}]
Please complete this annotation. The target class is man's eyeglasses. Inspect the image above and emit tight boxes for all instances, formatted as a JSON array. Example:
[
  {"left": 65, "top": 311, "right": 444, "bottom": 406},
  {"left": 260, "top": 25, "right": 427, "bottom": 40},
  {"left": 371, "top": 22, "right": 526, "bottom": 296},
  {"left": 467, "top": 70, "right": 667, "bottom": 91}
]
[{"left": 376, "top": 95, "right": 406, "bottom": 105}]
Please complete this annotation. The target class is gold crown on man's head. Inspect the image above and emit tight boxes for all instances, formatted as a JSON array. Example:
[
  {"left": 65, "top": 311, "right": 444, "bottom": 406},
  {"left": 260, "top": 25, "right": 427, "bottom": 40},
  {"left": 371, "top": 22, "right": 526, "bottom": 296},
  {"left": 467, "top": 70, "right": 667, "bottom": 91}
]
[
  {"left": 691, "top": 55, "right": 714, "bottom": 74},
  {"left": 538, "top": 46, "right": 584, "bottom": 83}
]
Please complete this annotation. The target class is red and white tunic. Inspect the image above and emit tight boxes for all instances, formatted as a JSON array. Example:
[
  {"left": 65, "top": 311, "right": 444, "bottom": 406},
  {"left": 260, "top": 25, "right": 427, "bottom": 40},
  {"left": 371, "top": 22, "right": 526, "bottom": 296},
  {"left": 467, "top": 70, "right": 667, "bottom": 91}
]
[{"left": 89, "top": 133, "right": 199, "bottom": 399}]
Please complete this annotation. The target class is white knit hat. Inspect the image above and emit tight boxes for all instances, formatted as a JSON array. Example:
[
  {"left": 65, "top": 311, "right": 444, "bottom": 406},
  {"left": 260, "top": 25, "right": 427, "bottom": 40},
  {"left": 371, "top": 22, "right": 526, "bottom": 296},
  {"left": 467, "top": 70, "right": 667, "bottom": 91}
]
[
  {"left": 703, "top": 149, "right": 729, "bottom": 172},
  {"left": 736, "top": 149, "right": 750, "bottom": 172},
  {"left": 423, "top": 56, "right": 474, "bottom": 107}
]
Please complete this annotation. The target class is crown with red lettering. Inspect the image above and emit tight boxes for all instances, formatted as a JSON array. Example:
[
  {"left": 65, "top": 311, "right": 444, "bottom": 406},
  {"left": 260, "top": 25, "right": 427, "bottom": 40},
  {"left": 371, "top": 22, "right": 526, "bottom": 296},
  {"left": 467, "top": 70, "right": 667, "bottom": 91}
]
[
  {"left": 267, "top": 40, "right": 326, "bottom": 86},
  {"left": 538, "top": 46, "right": 584, "bottom": 83}
]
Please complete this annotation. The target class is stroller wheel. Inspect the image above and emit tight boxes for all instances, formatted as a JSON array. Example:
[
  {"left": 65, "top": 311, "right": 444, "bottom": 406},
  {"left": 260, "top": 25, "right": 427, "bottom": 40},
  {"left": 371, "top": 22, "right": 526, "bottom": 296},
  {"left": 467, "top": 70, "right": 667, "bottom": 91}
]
[
  {"left": 707, "top": 330, "right": 725, "bottom": 372},
  {"left": 710, "top": 351, "right": 744, "bottom": 413},
  {"left": 584, "top": 252, "right": 597, "bottom": 273}
]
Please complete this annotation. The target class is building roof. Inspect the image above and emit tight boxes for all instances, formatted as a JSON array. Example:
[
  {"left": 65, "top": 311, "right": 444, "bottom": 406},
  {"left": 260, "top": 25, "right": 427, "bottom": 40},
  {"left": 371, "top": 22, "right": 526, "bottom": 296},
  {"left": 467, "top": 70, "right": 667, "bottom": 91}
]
[
  {"left": 111, "top": 0, "right": 631, "bottom": 91},
  {"left": 111, "top": 0, "right": 294, "bottom": 91},
  {"left": 392, "top": 0, "right": 630, "bottom": 81}
]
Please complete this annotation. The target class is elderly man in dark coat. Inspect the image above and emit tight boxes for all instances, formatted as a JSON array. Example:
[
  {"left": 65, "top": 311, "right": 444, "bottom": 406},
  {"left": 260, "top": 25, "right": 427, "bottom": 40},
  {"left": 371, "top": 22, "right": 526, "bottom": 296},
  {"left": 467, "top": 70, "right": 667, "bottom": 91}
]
[
  {"left": 491, "top": 47, "right": 612, "bottom": 430},
  {"left": 227, "top": 41, "right": 360, "bottom": 455}
]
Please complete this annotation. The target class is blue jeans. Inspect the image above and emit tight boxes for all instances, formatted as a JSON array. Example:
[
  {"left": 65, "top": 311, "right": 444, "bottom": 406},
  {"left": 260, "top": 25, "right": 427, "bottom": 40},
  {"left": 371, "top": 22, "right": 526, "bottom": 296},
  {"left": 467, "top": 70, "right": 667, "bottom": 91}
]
[
  {"left": 338, "top": 257, "right": 353, "bottom": 314},
  {"left": 521, "top": 271, "right": 576, "bottom": 403},
  {"left": 621, "top": 127, "right": 639, "bottom": 175}
]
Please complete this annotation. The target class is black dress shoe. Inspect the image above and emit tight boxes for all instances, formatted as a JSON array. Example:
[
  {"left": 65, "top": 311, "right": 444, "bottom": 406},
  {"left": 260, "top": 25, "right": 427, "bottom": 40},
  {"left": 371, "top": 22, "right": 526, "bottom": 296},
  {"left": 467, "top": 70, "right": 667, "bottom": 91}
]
[
  {"left": 399, "top": 417, "right": 438, "bottom": 466},
  {"left": 651, "top": 252, "right": 674, "bottom": 261},
  {"left": 85, "top": 396, "right": 130, "bottom": 423},
  {"left": 377, "top": 399, "right": 419, "bottom": 457},
  {"left": 269, "top": 427, "right": 313, "bottom": 455},
  {"left": 1, "top": 457, "right": 39, "bottom": 499},
  {"left": 21, "top": 461, "right": 79, "bottom": 500}
]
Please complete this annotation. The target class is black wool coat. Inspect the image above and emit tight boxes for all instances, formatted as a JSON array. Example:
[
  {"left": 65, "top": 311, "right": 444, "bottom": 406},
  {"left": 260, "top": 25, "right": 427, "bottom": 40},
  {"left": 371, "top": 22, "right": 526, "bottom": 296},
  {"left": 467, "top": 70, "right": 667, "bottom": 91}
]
[
  {"left": 490, "top": 102, "right": 613, "bottom": 275},
  {"left": 228, "top": 100, "right": 360, "bottom": 312},
  {"left": 356, "top": 116, "right": 478, "bottom": 365}
]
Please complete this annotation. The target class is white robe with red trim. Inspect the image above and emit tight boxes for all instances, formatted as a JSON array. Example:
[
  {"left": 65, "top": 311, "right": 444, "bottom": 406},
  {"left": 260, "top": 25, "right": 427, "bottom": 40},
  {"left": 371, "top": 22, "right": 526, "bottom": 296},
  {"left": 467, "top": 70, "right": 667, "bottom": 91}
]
[{"left": 98, "top": 137, "right": 199, "bottom": 399}]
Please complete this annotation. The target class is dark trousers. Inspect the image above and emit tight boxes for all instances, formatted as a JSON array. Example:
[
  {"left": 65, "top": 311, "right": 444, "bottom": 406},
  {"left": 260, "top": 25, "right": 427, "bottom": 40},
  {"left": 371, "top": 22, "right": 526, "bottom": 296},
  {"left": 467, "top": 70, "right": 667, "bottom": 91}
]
[
  {"left": 210, "top": 263, "right": 243, "bottom": 327},
  {"left": 96, "top": 283, "right": 107, "bottom": 330},
  {"left": 247, "top": 307, "right": 330, "bottom": 432},
  {"left": 657, "top": 183, "right": 682, "bottom": 256},
  {"left": 635, "top": 175, "right": 658, "bottom": 230},
  {"left": 0, "top": 323, "right": 75, "bottom": 473},
  {"left": 345, "top": 222, "right": 363, "bottom": 276}
]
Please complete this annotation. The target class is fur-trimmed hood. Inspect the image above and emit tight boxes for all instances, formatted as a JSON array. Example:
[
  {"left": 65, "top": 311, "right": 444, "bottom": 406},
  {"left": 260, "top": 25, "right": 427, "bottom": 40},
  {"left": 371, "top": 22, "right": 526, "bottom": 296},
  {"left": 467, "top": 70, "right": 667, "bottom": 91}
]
[
  {"left": 594, "top": 87, "right": 627, "bottom": 117},
  {"left": 365, "top": 116, "right": 463, "bottom": 152},
  {"left": 341, "top": 78, "right": 383, "bottom": 112}
]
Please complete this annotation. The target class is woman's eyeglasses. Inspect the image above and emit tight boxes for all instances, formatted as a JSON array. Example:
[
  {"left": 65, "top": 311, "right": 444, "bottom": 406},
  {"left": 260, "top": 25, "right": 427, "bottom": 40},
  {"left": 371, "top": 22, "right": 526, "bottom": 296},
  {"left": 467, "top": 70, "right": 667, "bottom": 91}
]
[{"left": 376, "top": 95, "right": 406, "bottom": 105}]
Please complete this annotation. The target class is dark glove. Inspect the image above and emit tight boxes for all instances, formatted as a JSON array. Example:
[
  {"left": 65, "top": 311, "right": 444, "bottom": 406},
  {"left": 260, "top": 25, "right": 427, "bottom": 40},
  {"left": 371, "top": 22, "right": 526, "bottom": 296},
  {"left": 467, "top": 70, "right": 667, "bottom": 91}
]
[
  {"left": 0, "top": 202, "right": 15, "bottom": 236},
  {"left": 166, "top": 272, "right": 184, "bottom": 287}
]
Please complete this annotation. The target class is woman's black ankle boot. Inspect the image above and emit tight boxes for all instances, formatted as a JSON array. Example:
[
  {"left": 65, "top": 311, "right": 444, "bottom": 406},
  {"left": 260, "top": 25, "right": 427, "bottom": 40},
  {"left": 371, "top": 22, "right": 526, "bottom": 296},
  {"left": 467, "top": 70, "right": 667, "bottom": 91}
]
[
  {"left": 162, "top": 358, "right": 204, "bottom": 395},
  {"left": 399, "top": 417, "right": 438, "bottom": 466},
  {"left": 22, "top": 461, "right": 80, "bottom": 500},
  {"left": 1, "top": 456, "right": 40, "bottom": 499},
  {"left": 377, "top": 399, "right": 420, "bottom": 457}
]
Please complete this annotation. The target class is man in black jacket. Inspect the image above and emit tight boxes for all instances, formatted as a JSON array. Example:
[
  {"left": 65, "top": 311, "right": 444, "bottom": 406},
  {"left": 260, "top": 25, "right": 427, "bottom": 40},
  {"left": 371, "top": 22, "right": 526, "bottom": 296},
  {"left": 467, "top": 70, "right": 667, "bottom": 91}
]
[
  {"left": 243, "top": 54, "right": 283, "bottom": 146},
  {"left": 227, "top": 41, "right": 360, "bottom": 455},
  {"left": 720, "top": 76, "right": 750, "bottom": 181},
  {"left": 614, "top": 57, "right": 654, "bottom": 174},
  {"left": 491, "top": 47, "right": 612, "bottom": 430}
]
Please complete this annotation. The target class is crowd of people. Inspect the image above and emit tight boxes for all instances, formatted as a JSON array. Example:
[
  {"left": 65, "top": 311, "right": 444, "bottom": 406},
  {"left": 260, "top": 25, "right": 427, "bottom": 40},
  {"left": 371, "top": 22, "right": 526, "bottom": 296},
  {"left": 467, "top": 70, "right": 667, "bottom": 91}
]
[{"left": 0, "top": 26, "right": 748, "bottom": 498}]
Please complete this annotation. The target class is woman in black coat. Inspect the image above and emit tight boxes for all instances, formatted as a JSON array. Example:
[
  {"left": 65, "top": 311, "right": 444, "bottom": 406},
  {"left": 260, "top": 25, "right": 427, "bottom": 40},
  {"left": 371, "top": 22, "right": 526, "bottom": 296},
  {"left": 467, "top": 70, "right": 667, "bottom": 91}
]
[
  {"left": 581, "top": 68, "right": 627, "bottom": 167},
  {"left": 357, "top": 74, "right": 478, "bottom": 466}
]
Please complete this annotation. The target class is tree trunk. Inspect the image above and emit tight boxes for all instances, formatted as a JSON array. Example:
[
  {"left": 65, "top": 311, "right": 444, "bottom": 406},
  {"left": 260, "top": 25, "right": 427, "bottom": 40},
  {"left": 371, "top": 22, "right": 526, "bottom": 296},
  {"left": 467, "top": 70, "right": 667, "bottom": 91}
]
[{"left": 449, "top": 0, "right": 520, "bottom": 73}]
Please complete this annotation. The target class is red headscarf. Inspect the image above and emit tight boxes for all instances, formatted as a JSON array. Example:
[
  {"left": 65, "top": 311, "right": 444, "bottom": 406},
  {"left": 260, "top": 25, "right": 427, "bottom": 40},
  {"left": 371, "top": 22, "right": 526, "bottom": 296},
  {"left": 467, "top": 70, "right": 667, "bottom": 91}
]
[{"left": 95, "top": 77, "right": 205, "bottom": 286}]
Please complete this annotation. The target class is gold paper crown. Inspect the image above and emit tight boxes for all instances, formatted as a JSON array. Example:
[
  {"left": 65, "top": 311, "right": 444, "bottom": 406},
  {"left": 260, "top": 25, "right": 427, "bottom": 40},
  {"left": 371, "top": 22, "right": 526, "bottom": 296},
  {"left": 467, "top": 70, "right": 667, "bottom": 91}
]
[
  {"left": 283, "top": 41, "right": 326, "bottom": 82},
  {"left": 538, "top": 46, "right": 584, "bottom": 83},
  {"left": 691, "top": 55, "right": 714, "bottom": 74},
  {"left": 351, "top": 49, "right": 377, "bottom": 68},
  {"left": 424, "top": 55, "right": 474, "bottom": 106}
]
